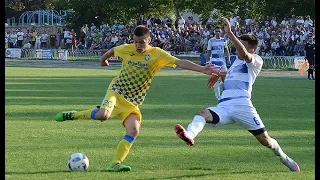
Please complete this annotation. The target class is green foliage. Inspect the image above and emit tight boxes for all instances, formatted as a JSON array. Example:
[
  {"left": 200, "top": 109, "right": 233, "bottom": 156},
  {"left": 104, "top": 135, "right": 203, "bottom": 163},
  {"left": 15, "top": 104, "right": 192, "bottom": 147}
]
[
  {"left": 5, "top": 67, "right": 315, "bottom": 179},
  {"left": 5, "top": 0, "right": 315, "bottom": 28}
]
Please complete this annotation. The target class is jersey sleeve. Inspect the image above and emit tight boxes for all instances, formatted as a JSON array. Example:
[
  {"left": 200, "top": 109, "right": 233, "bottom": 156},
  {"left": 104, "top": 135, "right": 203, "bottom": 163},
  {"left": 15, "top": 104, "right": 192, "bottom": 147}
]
[
  {"left": 247, "top": 54, "right": 263, "bottom": 70},
  {"left": 157, "top": 48, "right": 178, "bottom": 68}
]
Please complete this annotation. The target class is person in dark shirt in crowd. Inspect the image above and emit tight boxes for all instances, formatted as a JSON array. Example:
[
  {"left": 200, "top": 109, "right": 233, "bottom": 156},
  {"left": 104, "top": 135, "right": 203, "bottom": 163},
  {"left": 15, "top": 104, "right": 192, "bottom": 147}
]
[{"left": 304, "top": 34, "right": 315, "bottom": 80}]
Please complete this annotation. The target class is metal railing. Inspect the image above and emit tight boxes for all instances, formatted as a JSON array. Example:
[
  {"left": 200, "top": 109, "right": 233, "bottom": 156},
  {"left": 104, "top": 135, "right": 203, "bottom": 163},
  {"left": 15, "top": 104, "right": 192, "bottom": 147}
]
[{"left": 15, "top": 49, "right": 299, "bottom": 70}]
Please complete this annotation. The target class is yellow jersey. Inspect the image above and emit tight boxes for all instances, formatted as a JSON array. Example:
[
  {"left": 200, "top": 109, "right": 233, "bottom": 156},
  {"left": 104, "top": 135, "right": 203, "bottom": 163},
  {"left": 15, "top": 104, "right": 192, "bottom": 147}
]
[{"left": 108, "top": 44, "right": 178, "bottom": 105}]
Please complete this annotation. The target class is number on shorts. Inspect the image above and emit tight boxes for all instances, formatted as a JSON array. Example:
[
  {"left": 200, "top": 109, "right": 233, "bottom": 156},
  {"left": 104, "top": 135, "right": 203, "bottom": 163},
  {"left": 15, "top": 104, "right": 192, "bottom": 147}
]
[{"left": 253, "top": 117, "right": 260, "bottom": 125}]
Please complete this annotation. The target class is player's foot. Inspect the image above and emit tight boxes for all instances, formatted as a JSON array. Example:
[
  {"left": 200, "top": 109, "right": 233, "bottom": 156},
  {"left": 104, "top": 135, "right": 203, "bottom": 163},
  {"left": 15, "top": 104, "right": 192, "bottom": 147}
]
[
  {"left": 280, "top": 156, "right": 300, "bottom": 172},
  {"left": 106, "top": 163, "right": 131, "bottom": 172},
  {"left": 175, "top": 124, "right": 194, "bottom": 146},
  {"left": 55, "top": 110, "right": 77, "bottom": 121}
]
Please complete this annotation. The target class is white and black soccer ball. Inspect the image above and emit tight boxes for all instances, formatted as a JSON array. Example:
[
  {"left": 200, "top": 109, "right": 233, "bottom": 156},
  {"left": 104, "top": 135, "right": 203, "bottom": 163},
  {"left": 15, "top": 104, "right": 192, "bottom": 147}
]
[{"left": 67, "top": 153, "right": 89, "bottom": 171}]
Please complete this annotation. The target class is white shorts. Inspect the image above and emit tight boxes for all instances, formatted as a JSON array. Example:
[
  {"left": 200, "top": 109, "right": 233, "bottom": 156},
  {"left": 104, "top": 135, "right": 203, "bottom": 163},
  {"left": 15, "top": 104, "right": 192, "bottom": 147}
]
[
  {"left": 207, "top": 98, "right": 265, "bottom": 130},
  {"left": 210, "top": 59, "right": 227, "bottom": 72}
]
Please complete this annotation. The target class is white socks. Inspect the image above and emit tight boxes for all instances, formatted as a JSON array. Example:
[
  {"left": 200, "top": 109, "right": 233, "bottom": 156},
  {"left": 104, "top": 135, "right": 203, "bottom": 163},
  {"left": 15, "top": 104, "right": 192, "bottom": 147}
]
[
  {"left": 186, "top": 115, "right": 206, "bottom": 139},
  {"left": 270, "top": 138, "right": 286, "bottom": 159}
]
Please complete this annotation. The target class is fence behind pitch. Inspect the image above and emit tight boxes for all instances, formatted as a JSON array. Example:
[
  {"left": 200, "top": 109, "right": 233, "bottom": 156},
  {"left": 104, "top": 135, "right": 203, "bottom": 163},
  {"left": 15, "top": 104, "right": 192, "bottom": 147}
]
[{"left": 15, "top": 49, "right": 302, "bottom": 70}]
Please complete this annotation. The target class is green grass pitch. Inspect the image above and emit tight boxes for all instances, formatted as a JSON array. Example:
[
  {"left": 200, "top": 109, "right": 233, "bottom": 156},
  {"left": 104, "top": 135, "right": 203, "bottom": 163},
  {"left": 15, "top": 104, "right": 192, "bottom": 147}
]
[{"left": 5, "top": 66, "right": 315, "bottom": 180}]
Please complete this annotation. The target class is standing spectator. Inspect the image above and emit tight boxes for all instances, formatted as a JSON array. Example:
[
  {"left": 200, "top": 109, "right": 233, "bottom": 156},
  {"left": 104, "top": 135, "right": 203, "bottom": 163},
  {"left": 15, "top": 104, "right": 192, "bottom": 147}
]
[
  {"left": 178, "top": 15, "right": 186, "bottom": 30},
  {"left": 271, "top": 39, "right": 280, "bottom": 55},
  {"left": 110, "top": 32, "right": 119, "bottom": 47},
  {"left": 304, "top": 15, "right": 313, "bottom": 29},
  {"left": 57, "top": 29, "right": 62, "bottom": 48},
  {"left": 294, "top": 36, "right": 304, "bottom": 56},
  {"left": 40, "top": 31, "right": 49, "bottom": 49},
  {"left": 90, "top": 23, "right": 97, "bottom": 32},
  {"left": 296, "top": 16, "right": 304, "bottom": 26},
  {"left": 271, "top": 17, "right": 278, "bottom": 27},
  {"left": 281, "top": 17, "right": 289, "bottom": 26},
  {"left": 16, "top": 28, "right": 24, "bottom": 48},
  {"left": 304, "top": 35, "right": 315, "bottom": 80},
  {"left": 289, "top": 14, "right": 297, "bottom": 26},
  {"left": 71, "top": 29, "right": 77, "bottom": 50},
  {"left": 256, "top": 36, "right": 266, "bottom": 55},
  {"left": 82, "top": 24, "right": 89, "bottom": 35},
  {"left": 31, "top": 30, "right": 38, "bottom": 48},
  {"left": 5, "top": 31, "right": 8, "bottom": 49},
  {"left": 24, "top": 29, "right": 32, "bottom": 47},
  {"left": 8, "top": 31, "right": 17, "bottom": 48},
  {"left": 34, "top": 32, "right": 41, "bottom": 49},
  {"left": 50, "top": 33, "right": 57, "bottom": 48},
  {"left": 79, "top": 29, "right": 86, "bottom": 45},
  {"left": 63, "top": 28, "right": 70, "bottom": 48}
]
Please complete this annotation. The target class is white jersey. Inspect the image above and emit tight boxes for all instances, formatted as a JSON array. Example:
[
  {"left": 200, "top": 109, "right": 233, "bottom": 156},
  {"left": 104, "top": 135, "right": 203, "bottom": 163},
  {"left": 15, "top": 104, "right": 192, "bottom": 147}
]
[
  {"left": 220, "top": 54, "right": 263, "bottom": 101},
  {"left": 207, "top": 37, "right": 227, "bottom": 62}
]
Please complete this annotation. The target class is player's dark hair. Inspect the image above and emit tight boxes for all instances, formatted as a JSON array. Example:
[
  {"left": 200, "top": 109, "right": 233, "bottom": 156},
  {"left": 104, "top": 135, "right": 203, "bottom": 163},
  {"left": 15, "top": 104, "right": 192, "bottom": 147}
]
[
  {"left": 239, "top": 33, "right": 258, "bottom": 50},
  {"left": 134, "top": 25, "right": 150, "bottom": 37}
]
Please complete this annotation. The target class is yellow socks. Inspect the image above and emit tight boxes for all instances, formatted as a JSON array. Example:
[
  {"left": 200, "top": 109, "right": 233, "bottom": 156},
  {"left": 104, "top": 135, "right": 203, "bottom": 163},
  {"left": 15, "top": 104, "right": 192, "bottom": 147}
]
[
  {"left": 112, "top": 135, "right": 135, "bottom": 164},
  {"left": 74, "top": 107, "right": 99, "bottom": 120}
]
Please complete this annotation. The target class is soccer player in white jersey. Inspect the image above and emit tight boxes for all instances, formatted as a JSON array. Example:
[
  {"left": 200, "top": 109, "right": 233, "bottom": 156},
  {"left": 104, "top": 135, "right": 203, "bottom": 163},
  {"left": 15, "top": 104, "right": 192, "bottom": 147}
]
[
  {"left": 206, "top": 26, "right": 230, "bottom": 100},
  {"left": 174, "top": 17, "right": 300, "bottom": 172}
]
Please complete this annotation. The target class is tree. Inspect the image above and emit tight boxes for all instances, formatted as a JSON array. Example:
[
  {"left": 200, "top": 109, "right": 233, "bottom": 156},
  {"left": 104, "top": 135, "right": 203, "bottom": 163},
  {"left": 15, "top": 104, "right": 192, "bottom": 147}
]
[{"left": 54, "top": 0, "right": 174, "bottom": 31}]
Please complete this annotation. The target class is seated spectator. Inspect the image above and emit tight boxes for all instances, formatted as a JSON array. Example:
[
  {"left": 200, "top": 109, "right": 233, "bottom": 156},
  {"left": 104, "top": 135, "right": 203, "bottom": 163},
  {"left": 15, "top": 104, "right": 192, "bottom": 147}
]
[{"left": 293, "top": 36, "right": 304, "bottom": 56}]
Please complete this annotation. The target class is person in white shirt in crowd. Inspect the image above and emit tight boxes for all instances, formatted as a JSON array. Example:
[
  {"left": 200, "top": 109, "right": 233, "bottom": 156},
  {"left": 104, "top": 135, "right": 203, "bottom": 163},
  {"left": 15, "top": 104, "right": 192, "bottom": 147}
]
[
  {"left": 16, "top": 28, "right": 24, "bottom": 48},
  {"left": 202, "top": 27, "right": 211, "bottom": 38},
  {"left": 281, "top": 17, "right": 289, "bottom": 27},
  {"left": 271, "top": 17, "right": 278, "bottom": 27},
  {"left": 8, "top": 31, "right": 18, "bottom": 48},
  {"left": 110, "top": 32, "right": 119, "bottom": 47},
  {"left": 271, "top": 39, "right": 280, "bottom": 55},
  {"left": 40, "top": 31, "right": 49, "bottom": 48},
  {"left": 177, "top": 15, "right": 186, "bottom": 30},
  {"left": 256, "top": 36, "right": 266, "bottom": 55},
  {"left": 304, "top": 15, "right": 313, "bottom": 29},
  {"left": 34, "top": 32, "right": 42, "bottom": 49},
  {"left": 296, "top": 16, "right": 304, "bottom": 25},
  {"left": 289, "top": 14, "right": 297, "bottom": 26}
]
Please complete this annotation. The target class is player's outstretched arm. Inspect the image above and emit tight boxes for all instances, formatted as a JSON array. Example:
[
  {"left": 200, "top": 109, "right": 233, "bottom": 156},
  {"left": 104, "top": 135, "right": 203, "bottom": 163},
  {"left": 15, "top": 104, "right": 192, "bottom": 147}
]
[
  {"left": 175, "top": 59, "right": 221, "bottom": 76},
  {"left": 222, "top": 17, "right": 252, "bottom": 63},
  {"left": 100, "top": 48, "right": 115, "bottom": 66}
]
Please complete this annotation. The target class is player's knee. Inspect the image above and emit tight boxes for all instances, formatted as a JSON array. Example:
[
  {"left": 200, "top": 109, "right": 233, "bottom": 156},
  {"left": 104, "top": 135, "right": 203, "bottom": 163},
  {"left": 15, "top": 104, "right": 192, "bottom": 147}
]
[
  {"left": 94, "top": 109, "right": 110, "bottom": 120},
  {"left": 127, "top": 127, "right": 139, "bottom": 138},
  {"left": 199, "top": 109, "right": 219, "bottom": 124}
]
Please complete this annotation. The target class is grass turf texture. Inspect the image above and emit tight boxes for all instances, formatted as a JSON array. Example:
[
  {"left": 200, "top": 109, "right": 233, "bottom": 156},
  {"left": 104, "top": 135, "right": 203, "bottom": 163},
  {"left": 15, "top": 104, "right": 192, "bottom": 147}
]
[{"left": 5, "top": 67, "right": 315, "bottom": 180}]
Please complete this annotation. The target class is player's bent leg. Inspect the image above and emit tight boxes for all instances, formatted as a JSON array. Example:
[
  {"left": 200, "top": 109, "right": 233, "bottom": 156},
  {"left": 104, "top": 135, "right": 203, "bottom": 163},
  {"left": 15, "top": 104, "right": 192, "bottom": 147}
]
[
  {"left": 107, "top": 114, "right": 140, "bottom": 172},
  {"left": 95, "top": 108, "right": 111, "bottom": 121},
  {"left": 253, "top": 130, "right": 300, "bottom": 172},
  {"left": 55, "top": 106, "right": 102, "bottom": 121},
  {"left": 175, "top": 109, "right": 219, "bottom": 146}
]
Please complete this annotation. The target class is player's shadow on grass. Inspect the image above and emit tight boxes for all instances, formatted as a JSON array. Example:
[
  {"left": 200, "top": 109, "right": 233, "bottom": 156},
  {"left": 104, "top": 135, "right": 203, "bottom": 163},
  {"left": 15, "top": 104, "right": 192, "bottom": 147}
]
[
  {"left": 6, "top": 169, "right": 112, "bottom": 175},
  {"left": 145, "top": 169, "right": 257, "bottom": 180}
]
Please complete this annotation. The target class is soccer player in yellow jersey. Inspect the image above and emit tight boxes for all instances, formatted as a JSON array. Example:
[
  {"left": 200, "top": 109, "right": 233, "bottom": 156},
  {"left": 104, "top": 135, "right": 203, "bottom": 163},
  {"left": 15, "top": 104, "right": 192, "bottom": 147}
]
[{"left": 55, "top": 25, "right": 219, "bottom": 172}]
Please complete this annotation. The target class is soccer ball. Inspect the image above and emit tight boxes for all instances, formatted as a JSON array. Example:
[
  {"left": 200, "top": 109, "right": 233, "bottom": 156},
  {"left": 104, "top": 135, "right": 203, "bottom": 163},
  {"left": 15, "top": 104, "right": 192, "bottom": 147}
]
[{"left": 67, "top": 153, "right": 89, "bottom": 171}]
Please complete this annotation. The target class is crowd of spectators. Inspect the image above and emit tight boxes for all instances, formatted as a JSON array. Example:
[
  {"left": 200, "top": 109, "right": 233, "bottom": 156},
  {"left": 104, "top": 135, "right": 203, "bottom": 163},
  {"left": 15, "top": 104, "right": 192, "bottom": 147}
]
[{"left": 5, "top": 14, "right": 315, "bottom": 56}]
